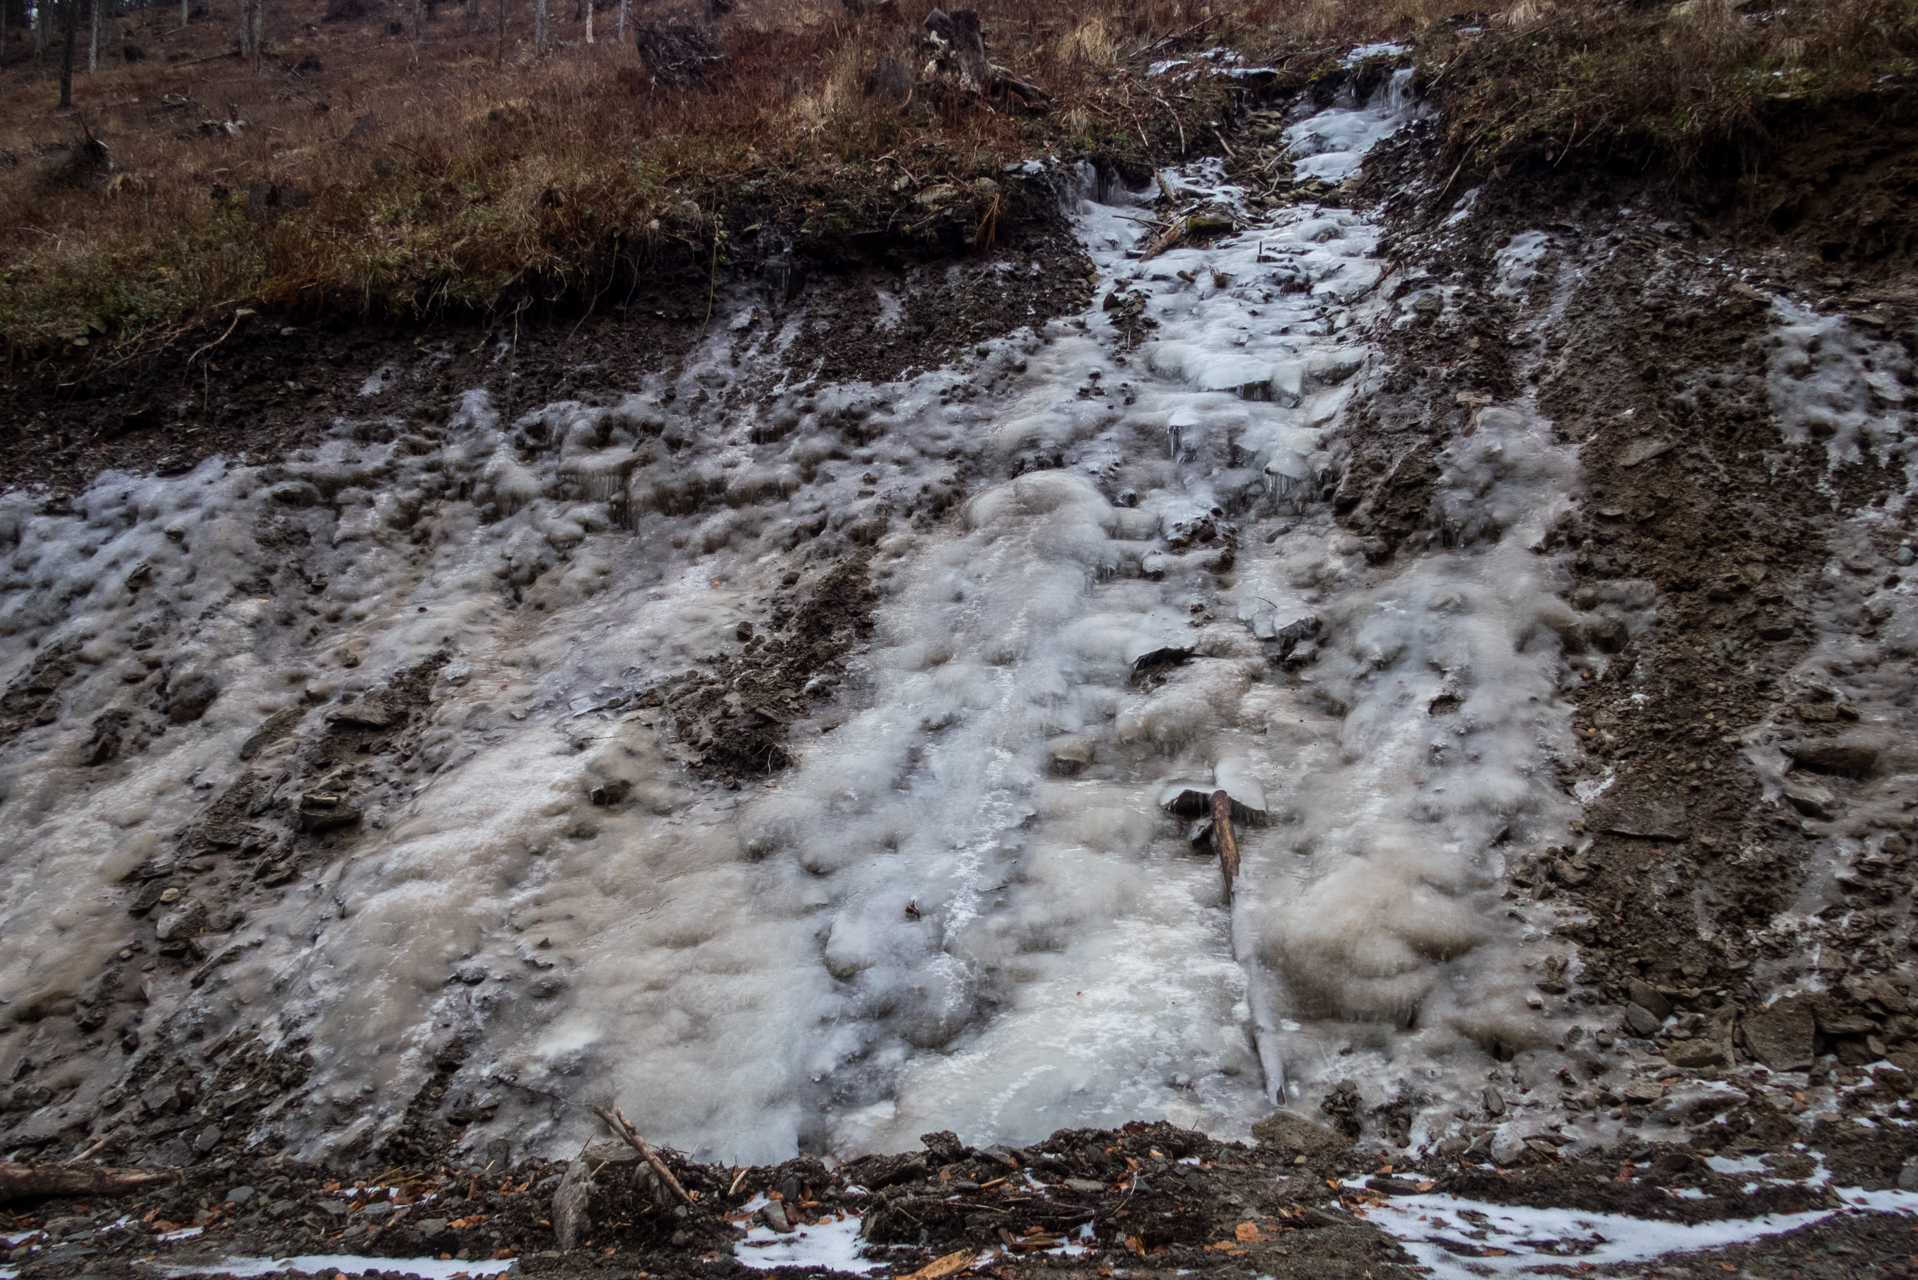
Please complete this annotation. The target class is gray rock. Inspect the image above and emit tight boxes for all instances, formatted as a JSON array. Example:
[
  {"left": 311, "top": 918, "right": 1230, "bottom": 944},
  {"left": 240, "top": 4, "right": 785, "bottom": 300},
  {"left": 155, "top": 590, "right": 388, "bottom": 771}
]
[
  {"left": 1742, "top": 999, "right": 1815, "bottom": 1070},
  {"left": 225, "top": 1185, "right": 256, "bottom": 1205},
  {"left": 165, "top": 673, "right": 220, "bottom": 724},
  {"left": 551, "top": 1159, "right": 594, "bottom": 1252},
  {"left": 1250, "top": 1110, "right": 1350, "bottom": 1160},
  {"left": 1663, "top": 1037, "right": 1730, "bottom": 1070},
  {"left": 192, "top": 1124, "right": 223, "bottom": 1153},
  {"left": 453, "top": 963, "right": 488, "bottom": 986},
  {"left": 1488, "top": 1129, "right": 1529, "bottom": 1166},
  {"left": 1627, "top": 979, "right": 1672, "bottom": 1020},
  {"left": 1783, "top": 779, "right": 1836, "bottom": 819},
  {"left": 154, "top": 899, "right": 208, "bottom": 943},
  {"left": 1481, "top": 1087, "right": 1504, "bottom": 1117},
  {"left": 1625, "top": 1002, "right": 1663, "bottom": 1037},
  {"left": 760, "top": 1201, "right": 793, "bottom": 1233},
  {"left": 1788, "top": 741, "right": 1879, "bottom": 778},
  {"left": 1899, "top": 1157, "right": 1918, "bottom": 1192},
  {"left": 316, "top": 1199, "right": 349, "bottom": 1215}
]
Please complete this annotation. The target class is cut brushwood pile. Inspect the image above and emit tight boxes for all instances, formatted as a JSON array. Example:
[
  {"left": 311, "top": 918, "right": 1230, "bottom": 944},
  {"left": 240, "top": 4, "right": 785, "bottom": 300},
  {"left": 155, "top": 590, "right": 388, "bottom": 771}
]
[{"left": 633, "top": 19, "right": 722, "bottom": 90}]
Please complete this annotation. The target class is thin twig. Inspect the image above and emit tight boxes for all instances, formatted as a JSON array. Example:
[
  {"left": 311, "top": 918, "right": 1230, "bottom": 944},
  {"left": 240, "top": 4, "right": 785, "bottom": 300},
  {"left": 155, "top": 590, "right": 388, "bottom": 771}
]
[{"left": 184, "top": 309, "right": 244, "bottom": 372}]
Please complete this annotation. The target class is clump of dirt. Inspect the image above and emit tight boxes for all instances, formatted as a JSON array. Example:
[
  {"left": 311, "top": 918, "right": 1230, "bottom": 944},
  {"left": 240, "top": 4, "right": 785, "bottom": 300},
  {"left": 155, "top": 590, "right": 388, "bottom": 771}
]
[{"left": 646, "top": 556, "right": 877, "bottom": 781}]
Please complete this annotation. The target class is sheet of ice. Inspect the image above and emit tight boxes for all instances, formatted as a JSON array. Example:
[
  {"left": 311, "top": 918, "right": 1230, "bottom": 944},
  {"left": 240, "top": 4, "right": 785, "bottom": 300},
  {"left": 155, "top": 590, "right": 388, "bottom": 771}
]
[
  {"left": 0, "top": 71, "right": 1585, "bottom": 1166},
  {"left": 1764, "top": 298, "right": 1915, "bottom": 471},
  {"left": 1285, "top": 70, "right": 1421, "bottom": 183},
  {"left": 155, "top": 1256, "right": 515, "bottom": 1279},
  {"left": 1359, "top": 1187, "right": 1918, "bottom": 1279},
  {"left": 1342, "top": 42, "right": 1408, "bottom": 64},
  {"left": 735, "top": 1214, "right": 879, "bottom": 1273}
]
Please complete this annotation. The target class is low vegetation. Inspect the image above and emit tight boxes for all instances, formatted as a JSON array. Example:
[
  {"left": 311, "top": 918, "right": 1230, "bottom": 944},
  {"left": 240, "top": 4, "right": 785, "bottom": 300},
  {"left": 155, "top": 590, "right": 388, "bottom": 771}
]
[{"left": 0, "top": 0, "right": 1911, "bottom": 358}]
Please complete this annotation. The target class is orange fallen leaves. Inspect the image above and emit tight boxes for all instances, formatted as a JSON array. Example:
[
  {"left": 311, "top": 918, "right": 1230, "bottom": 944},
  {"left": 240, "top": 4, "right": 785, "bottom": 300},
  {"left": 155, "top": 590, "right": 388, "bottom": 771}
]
[{"left": 901, "top": 1248, "right": 979, "bottom": 1280}]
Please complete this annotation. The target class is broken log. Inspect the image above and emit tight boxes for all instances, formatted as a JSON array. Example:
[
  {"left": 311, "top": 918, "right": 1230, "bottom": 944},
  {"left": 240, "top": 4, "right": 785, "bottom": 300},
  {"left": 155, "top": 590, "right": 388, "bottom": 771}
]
[
  {"left": 923, "top": 8, "right": 1050, "bottom": 111},
  {"left": 1209, "top": 787, "right": 1240, "bottom": 897},
  {"left": 0, "top": 1164, "right": 178, "bottom": 1203},
  {"left": 591, "top": 1104, "right": 694, "bottom": 1206},
  {"left": 633, "top": 20, "right": 723, "bottom": 90}
]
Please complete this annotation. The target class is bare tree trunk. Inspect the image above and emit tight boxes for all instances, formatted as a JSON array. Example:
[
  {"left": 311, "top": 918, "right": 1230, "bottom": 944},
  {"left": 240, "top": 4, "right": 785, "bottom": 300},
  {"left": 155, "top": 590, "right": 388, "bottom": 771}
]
[
  {"left": 59, "top": 0, "right": 78, "bottom": 105},
  {"left": 493, "top": 0, "right": 502, "bottom": 64},
  {"left": 181, "top": 0, "right": 188, "bottom": 27},
  {"left": 87, "top": 0, "right": 99, "bottom": 71},
  {"left": 532, "top": 0, "right": 545, "bottom": 54},
  {"left": 239, "top": 0, "right": 262, "bottom": 70},
  {"left": 411, "top": 0, "right": 420, "bottom": 39},
  {"left": 584, "top": 0, "right": 591, "bottom": 45},
  {"left": 36, "top": 0, "right": 48, "bottom": 61},
  {"left": 615, "top": 0, "right": 623, "bottom": 44}
]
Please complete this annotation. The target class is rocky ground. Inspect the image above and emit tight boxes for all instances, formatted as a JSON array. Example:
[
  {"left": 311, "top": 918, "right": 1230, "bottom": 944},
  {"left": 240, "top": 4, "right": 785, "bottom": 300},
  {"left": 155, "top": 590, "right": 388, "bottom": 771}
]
[{"left": 5, "top": 61, "right": 1918, "bottom": 1280}]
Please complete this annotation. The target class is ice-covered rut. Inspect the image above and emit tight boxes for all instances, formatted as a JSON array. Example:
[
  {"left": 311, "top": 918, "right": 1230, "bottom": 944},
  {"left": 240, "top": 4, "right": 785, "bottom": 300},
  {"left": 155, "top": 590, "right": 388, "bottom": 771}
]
[{"left": 0, "top": 73, "right": 1593, "bottom": 1163}]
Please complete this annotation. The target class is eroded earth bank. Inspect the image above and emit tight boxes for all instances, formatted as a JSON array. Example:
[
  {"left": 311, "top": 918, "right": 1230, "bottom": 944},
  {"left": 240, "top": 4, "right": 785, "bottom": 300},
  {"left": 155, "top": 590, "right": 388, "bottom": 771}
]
[{"left": 4, "top": 50, "right": 1918, "bottom": 1280}]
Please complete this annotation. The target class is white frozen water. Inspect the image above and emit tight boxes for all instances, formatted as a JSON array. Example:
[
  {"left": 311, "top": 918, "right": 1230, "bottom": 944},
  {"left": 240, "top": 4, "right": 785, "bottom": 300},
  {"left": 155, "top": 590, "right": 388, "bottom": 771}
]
[
  {"left": 0, "top": 73, "right": 1594, "bottom": 1165},
  {"left": 735, "top": 1213, "right": 879, "bottom": 1273},
  {"left": 1358, "top": 1184, "right": 1918, "bottom": 1279}
]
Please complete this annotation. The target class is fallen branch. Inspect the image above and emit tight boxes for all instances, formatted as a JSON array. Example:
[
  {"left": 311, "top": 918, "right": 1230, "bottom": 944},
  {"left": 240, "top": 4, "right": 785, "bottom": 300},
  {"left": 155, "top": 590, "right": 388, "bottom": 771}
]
[
  {"left": 0, "top": 1165, "right": 178, "bottom": 1203},
  {"left": 591, "top": 1105, "right": 694, "bottom": 1206},
  {"left": 1209, "top": 788, "right": 1240, "bottom": 899}
]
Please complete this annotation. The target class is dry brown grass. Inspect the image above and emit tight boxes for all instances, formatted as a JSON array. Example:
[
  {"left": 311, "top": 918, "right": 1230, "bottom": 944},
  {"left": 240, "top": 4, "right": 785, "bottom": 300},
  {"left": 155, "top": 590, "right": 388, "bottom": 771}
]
[{"left": 0, "top": 0, "right": 1911, "bottom": 355}]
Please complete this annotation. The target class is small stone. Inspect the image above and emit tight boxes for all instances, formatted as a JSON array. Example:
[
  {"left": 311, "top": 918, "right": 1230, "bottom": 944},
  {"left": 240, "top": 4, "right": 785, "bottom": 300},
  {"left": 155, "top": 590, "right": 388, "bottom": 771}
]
[
  {"left": 154, "top": 898, "right": 208, "bottom": 943},
  {"left": 1627, "top": 979, "right": 1673, "bottom": 1020},
  {"left": 1621, "top": 1080, "right": 1664, "bottom": 1104},
  {"left": 164, "top": 673, "right": 221, "bottom": 724},
  {"left": 760, "top": 1201, "right": 792, "bottom": 1233},
  {"left": 1664, "top": 1038, "right": 1730, "bottom": 1070},
  {"left": 1788, "top": 742, "right": 1879, "bottom": 779},
  {"left": 1783, "top": 779, "right": 1835, "bottom": 820},
  {"left": 1742, "top": 1000, "right": 1815, "bottom": 1070},
  {"left": 225, "top": 1185, "right": 256, "bottom": 1205},
  {"left": 192, "top": 1124, "right": 223, "bottom": 1153},
  {"left": 158, "top": 887, "right": 182, "bottom": 904},
  {"left": 1488, "top": 1130, "right": 1529, "bottom": 1166},
  {"left": 1900, "top": 1157, "right": 1918, "bottom": 1191},
  {"left": 1045, "top": 736, "right": 1094, "bottom": 777},
  {"left": 1481, "top": 1087, "right": 1505, "bottom": 1117},
  {"left": 1625, "top": 1002, "right": 1663, "bottom": 1037}
]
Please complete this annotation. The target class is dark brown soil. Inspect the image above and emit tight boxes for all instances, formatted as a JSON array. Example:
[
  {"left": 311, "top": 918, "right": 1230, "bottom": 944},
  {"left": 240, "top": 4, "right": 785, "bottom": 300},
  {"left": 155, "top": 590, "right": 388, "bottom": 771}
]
[
  {"left": 651, "top": 554, "right": 878, "bottom": 781},
  {"left": 0, "top": 193, "right": 1092, "bottom": 501}
]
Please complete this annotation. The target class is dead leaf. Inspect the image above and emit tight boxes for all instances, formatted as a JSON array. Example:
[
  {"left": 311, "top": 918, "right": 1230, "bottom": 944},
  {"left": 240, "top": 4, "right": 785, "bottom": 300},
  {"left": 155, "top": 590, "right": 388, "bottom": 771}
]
[
  {"left": 1235, "top": 1223, "right": 1261, "bottom": 1242},
  {"left": 903, "top": 1250, "right": 978, "bottom": 1280},
  {"left": 1416, "top": 1181, "right": 1434, "bottom": 1192}
]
